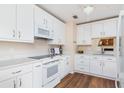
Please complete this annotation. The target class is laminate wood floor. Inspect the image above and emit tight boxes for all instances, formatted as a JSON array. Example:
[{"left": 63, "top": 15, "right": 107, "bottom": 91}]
[{"left": 56, "top": 73, "right": 115, "bottom": 88}]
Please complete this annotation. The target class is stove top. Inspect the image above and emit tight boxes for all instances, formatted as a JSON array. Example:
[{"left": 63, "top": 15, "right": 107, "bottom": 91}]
[{"left": 29, "top": 55, "right": 51, "bottom": 59}]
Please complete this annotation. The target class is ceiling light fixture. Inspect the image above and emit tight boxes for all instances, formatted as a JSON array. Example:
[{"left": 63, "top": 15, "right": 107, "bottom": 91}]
[{"left": 83, "top": 5, "right": 94, "bottom": 15}]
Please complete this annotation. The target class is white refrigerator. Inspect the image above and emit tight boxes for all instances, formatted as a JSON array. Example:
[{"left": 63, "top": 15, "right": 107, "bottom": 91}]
[{"left": 117, "top": 10, "right": 124, "bottom": 88}]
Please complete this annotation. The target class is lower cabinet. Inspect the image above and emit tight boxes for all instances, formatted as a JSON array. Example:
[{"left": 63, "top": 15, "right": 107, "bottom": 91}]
[
  {"left": 90, "top": 56, "right": 117, "bottom": 78},
  {"left": 0, "top": 72, "right": 32, "bottom": 88},
  {"left": 75, "top": 55, "right": 90, "bottom": 72},
  {"left": 17, "top": 72, "right": 32, "bottom": 88},
  {"left": 75, "top": 55, "right": 117, "bottom": 79},
  {"left": 32, "top": 62, "right": 42, "bottom": 88},
  {"left": 0, "top": 64, "right": 33, "bottom": 88},
  {"left": 59, "top": 56, "right": 70, "bottom": 79},
  {"left": 0, "top": 78, "right": 16, "bottom": 88},
  {"left": 102, "top": 61, "right": 117, "bottom": 78},
  {"left": 90, "top": 61, "right": 103, "bottom": 75}
]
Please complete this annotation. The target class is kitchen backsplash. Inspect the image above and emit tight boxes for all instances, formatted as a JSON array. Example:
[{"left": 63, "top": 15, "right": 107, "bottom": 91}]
[
  {"left": 76, "top": 38, "right": 116, "bottom": 55},
  {"left": 0, "top": 39, "right": 51, "bottom": 60}
]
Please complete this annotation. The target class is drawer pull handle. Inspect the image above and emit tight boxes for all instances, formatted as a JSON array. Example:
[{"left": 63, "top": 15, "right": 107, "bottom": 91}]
[
  {"left": 35, "top": 65, "right": 41, "bottom": 68},
  {"left": 107, "top": 59, "right": 112, "bottom": 60},
  {"left": 80, "top": 68, "right": 84, "bottom": 69},
  {"left": 19, "top": 78, "right": 22, "bottom": 87},
  {"left": 16, "top": 70, "right": 22, "bottom": 74},
  {"left": 12, "top": 70, "right": 22, "bottom": 74},
  {"left": 13, "top": 80, "right": 16, "bottom": 88}
]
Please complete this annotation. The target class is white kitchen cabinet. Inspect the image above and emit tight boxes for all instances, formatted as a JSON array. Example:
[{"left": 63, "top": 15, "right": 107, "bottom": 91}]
[
  {"left": 91, "top": 21, "right": 103, "bottom": 38},
  {"left": 77, "top": 24, "right": 92, "bottom": 45},
  {"left": 103, "top": 18, "right": 117, "bottom": 37},
  {"left": 17, "top": 4, "right": 34, "bottom": 42},
  {"left": 59, "top": 56, "right": 70, "bottom": 79},
  {"left": 75, "top": 55, "right": 90, "bottom": 72},
  {"left": 92, "top": 18, "right": 118, "bottom": 38},
  {"left": 17, "top": 72, "right": 33, "bottom": 88},
  {"left": 33, "top": 62, "right": 42, "bottom": 88},
  {"left": 102, "top": 56, "right": 117, "bottom": 78},
  {"left": 0, "top": 5, "right": 16, "bottom": 40},
  {"left": 49, "top": 17, "right": 65, "bottom": 45},
  {"left": 102, "top": 61, "right": 117, "bottom": 78},
  {"left": 63, "top": 56, "right": 70, "bottom": 76},
  {"left": 0, "top": 4, "right": 34, "bottom": 43},
  {"left": 0, "top": 78, "right": 16, "bottom": 88},
  {"left": 0, "top": 64, "right": 33, "bottom": 88},
  {"left": 90, "top": 56, "right": 117, "bottom": 78},
  {"left": 90, "top": 59, "right": 103, "bottom": 75}
]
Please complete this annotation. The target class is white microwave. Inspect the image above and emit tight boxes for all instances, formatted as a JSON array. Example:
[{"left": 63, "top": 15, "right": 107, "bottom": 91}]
[{"left": 35, "top": 27, "right": 53, "bottom": 39}]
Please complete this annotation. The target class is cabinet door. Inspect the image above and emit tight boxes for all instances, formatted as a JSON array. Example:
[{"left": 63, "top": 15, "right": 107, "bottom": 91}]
[
  {"left": 90, "top": 60, "right": 102, "bottom": 75},
  {"left": 34, "top": 6, "right": 45, "bottom": 35},
  {"left": 64, "top": 57, "right": 70, "bottom": 76},
  {"left": 33, "top": 63, "right": 42, "bottom": 88},
  {"left": 77, "top": 26, "right": 85, "bottom": 45},
  {"left": 77, "top": 24, "right": 91, "bottom": 45},
  {"left": 83, "top": 24, "right": 92, "bottom": 45},
  {"left": 59, "top": 60, "right": 65, "bottom": 79},
  {"left": 103, "top": 61, "right": 117, "bottom": 78},
  {"left": 0, "top": 78, "right": 16, "bottom": 88},
  {"left": 59, "top": 22, "right": 66, "bottom": 44},
  {"left": 17, "top": 4, "right": 34, "bottom": 42},
  {"left": 49, "top": 17, "right": 65, "bottom": 45},
  {"left": 103, "top": 18, "right": 117, "bottom": 37},
  {"left": 17, "top": 72, "right": 33, "bottom": 88},
  {"left": 92, "top": 22, "right": 103, "bottom": 38},
  {"left": 0, "top": 5, "right": 16, "bottom": 40}
]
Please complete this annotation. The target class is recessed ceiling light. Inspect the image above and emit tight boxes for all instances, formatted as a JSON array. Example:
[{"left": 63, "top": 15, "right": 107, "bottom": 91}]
[
  {"left": 83, "top": 5, "right": 94, "bottom": 15},
  {"left": 73, "top": 15, "right": 78, "bottom": 19}
]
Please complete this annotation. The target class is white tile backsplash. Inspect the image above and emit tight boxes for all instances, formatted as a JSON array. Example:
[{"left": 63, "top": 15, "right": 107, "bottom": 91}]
[{"left": 0, "top": 39, "right": 50, "bottom": 60}]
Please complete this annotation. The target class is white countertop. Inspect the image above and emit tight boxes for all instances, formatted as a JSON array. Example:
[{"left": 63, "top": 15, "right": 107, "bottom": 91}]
[
  {"left": 0, "top": 55, "right": 69, "bottom": 70},
  {"left": 0, "top": 58, "right": 37, "bottom": 70},
  {"left": 75, "top": 53, "right": 115, "bottom": 57}
]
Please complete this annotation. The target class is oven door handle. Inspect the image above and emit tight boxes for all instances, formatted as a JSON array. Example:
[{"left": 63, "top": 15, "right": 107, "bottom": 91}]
[{"left": 42, "top": 61, "right": 59, "bottom": 68}]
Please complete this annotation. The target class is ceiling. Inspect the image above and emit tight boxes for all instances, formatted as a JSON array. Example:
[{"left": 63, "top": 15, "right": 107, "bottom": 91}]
[{"left": 39, "top": 4, "right": 124, "bottom": 24}]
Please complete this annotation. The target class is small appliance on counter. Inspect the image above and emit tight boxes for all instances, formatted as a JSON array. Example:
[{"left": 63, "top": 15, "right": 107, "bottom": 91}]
[
  {"left": 98, "top": 38, "right": 114, "bottom": 46},
  {"left": 77, "top": 46, "right": 84, "bottom": 54},
  {"left": 59, "top": 46, "right": 63, "bottom": 55},
  {"left": 49, "top": 46, "right": 63, "bottom": 57}
]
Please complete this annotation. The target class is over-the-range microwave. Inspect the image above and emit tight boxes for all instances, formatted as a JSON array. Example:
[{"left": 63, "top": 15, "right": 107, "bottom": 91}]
[{"left": 35, "top": 27, "right": 54, "bottom": 39}]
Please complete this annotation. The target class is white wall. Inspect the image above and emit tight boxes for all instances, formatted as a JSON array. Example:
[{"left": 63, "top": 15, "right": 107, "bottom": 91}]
[
  {"left": 64, "top": 21, "right": 77, "bottom": 73},
  {"left": 0, "top": 39, "right": 50, "bottom": 61}
]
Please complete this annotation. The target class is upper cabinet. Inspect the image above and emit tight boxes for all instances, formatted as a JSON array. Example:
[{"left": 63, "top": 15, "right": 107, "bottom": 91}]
[
  {"left": 77, "top": 24, "right": 92, "bottom": 45},
  {"left": 92, "top": 18, "right": 118, "bottom": 38},
  {"left": 34, "top": 6, "right": 54, "bottom": 39},
  {"left": 92, "top": 21, "right": 103, "bottom": 38},
  {"left": 0, "top": 4, "right": 34, "bottom": 43},
  {"left": 0, "top": 5, "right": 16, "bottom": 41},
  {"left": 48, "top": 16, "right": 66, "bottom": 45},
  {"left": 103, "top": 18, "right": 117, "bottom": 37},
  {"left": 17, "top": 5, "right": 34, "bottom": 42}
]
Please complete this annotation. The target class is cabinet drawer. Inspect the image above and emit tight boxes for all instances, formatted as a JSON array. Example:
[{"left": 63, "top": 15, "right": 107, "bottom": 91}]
[
  {"left": 102, "top": 56, "right": 116, "bottom": 62},
  {"left": 75, "top": 65, "right": 89, "bottom": 72},
  {"left": 0, "top": 64, "right": 32, "bottom": 82},
  {"left": 77, "top": 60, "right": 90, "bottom": 66},
  {"left": 91, "top": 56, "right": 102, "bottom": 60}
]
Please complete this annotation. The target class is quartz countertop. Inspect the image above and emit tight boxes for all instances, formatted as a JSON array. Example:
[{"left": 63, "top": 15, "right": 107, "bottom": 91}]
[
  {"left": 0, "top": 54, "right": 69, "bottom": 70},
  {"left": 0, "top": 58, "right": 37, "bottom": 70}
]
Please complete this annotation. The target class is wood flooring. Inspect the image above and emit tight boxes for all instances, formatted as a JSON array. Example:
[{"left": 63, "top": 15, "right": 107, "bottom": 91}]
[{"left": 56, "top": 73, "right": 115, "bottom": 88}]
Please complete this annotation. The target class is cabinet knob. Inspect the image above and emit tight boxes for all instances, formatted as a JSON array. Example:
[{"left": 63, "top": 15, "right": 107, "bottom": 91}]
[
  {"left": 18, "top": 31, "right": 21, "bottom": 38},
  {"left": 13, "top": 30, "right": 16, "bottom": 37}
]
